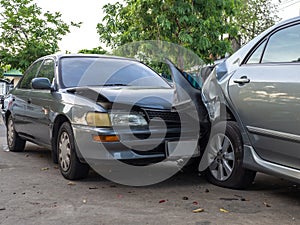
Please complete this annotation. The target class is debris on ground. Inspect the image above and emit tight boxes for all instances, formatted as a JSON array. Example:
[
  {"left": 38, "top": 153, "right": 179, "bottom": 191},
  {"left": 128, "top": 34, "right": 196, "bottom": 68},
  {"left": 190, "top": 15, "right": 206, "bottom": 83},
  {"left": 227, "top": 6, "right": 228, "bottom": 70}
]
[
  {"left": 117, "top": 194, "right": 123, "bottom": 199},
  {"left": 219, "top": 198, "right": 239, "bottom": 201},
  {"left": 234, "top": 194, "right": 249, "bottom": 201},
  {"left": 67, "top": 181, "right": 76, "bottom": 186},
  {"left": 220, "top": 208, "right": 229, "bottom": 213},
  {"left": 263, "top": 202, "right": 271, "bottom": 207},
  {"left": 40, "top": 167, "right": 49, "bottom": 171},
  {"left": 89, "top": 187, "right": 98, "bottom": 190},
  {"left": 193, "top": 208, "right": 204, "bottom": 213}
]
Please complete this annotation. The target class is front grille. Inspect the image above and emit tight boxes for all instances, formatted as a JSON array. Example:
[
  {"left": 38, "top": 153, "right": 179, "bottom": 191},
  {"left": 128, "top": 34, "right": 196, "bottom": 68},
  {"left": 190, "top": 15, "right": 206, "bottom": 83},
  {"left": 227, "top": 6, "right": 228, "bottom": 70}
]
[{"left": 145, "top": 110, "right": 180, "bottom": 122}]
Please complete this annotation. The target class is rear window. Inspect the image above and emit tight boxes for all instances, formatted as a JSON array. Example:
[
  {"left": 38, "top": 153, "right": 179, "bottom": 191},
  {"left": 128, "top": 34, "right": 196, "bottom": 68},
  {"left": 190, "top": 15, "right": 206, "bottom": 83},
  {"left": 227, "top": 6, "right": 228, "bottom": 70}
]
[{"left": 59, "top": 57, "right": 170, "bottom": 88}]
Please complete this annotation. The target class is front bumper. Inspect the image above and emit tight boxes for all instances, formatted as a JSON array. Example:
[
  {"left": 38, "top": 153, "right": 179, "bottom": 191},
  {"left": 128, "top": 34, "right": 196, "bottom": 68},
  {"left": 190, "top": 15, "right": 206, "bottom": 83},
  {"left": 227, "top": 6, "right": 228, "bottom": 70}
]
[{"left": 73, "top": 124, "right": 200, "bottom": 163}]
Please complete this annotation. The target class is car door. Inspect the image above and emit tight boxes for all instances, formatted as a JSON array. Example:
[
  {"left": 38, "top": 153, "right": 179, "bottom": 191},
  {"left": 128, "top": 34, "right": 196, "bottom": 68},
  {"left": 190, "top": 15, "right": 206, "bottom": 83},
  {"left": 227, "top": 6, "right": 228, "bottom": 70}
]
[
  {"left": 28, "top": 58, "right": 56, "bottom": 146},
  {"left": 11, "top": 60, "right": 43, "bottom": 137},
  {"left": 228, "top": 22, "right": 300, "bottom": 170}
]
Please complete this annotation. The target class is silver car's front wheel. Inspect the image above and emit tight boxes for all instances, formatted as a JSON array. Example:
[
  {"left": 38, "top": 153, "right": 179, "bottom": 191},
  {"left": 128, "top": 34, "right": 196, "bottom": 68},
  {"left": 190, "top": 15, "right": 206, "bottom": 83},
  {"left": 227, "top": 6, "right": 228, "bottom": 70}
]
[
  {"left": 208, "top": 133, "right": 235, "bottom": 181},
  {"left": 205, "top": 121, "right": 256, "bottom": 189}
]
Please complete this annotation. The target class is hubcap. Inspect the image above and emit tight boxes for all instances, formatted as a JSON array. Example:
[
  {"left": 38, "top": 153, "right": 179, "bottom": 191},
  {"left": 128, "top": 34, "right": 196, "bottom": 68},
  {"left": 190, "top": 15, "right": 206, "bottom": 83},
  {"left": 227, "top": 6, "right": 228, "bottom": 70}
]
[
  {"left": 58, "top": 131, "right": 71, "bottom": 172},
  {"left": 208, "top": 133, "right": 235, "bottom": 181},
  {"left": 7, "top": 119, "right": 14, "bottom": 146}
]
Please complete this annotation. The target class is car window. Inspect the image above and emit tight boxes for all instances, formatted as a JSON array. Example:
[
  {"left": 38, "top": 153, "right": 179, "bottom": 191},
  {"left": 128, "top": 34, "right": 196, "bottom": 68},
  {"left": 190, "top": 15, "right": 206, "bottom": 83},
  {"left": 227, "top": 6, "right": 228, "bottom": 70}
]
[
  {"left": 37, "top": 59, "right": 55, "bottom": 82},
  {"left": 19, "top": 60, "right": 43, "bottom": 89},
  {"left": 246, "top": 40, "right": 267, "bottom": 64},
  {"left": 60, "top": 57, "right": 171, "bottom": 88},
  {"left": 262, "top": 24, "right": 300, "bottom": 63}
]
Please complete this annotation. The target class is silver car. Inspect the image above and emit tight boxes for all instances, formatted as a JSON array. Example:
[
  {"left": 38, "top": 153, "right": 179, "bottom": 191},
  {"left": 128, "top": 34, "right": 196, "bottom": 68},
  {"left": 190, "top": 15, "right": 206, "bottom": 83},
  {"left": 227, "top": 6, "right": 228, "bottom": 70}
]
[{"left": 201, "top": 16, "right": 300, "bottom": 189}]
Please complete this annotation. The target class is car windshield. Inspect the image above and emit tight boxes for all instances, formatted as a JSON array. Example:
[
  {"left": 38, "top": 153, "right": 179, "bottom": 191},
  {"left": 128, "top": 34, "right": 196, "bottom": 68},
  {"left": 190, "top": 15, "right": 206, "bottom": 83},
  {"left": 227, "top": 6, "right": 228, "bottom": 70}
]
[{"left": 60, "top": 57, "right": 170, "bottom": 88}]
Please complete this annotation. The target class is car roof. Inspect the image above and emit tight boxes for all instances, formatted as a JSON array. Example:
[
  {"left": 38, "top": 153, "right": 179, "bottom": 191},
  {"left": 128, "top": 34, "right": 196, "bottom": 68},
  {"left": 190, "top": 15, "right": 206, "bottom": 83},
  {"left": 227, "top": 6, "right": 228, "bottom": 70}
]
[{"left": 38, "top": 54, "right": 138, "bottom": 62}]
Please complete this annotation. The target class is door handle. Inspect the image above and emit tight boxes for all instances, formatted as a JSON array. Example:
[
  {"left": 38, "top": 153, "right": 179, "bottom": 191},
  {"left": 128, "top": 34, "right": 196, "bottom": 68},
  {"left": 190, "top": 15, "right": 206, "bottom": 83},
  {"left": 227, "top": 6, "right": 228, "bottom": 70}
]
[
  {"left": 27, "top": 98, "right": 32, "bottom": 104},
  {"left": 233, "top": 76, "right": 250, "bottom": 84}
]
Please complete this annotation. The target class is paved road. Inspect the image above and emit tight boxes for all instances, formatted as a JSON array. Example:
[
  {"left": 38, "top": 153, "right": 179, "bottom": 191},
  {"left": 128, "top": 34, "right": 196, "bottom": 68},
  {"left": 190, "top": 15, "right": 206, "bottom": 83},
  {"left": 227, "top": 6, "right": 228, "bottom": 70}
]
[{"left": 0, "top": 117, "right": 299, "bottom": 225}]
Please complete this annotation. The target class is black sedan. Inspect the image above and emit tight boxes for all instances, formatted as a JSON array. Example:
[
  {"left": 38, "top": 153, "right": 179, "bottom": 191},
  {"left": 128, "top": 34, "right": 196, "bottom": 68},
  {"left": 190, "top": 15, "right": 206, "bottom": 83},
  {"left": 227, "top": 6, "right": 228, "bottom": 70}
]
[{"left": 2, "top": 54, "right": 208, "bottom": 180}]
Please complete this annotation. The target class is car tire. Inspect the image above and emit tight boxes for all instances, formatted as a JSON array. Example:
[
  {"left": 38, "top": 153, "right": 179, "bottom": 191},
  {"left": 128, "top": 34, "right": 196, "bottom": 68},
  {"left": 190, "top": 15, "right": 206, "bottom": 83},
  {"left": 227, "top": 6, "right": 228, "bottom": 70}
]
[
  {"left": 6, "top": 115, "right": 26, "bottom": 152},
  {"left": 57, "top": 122, "right": 89, "bottom": 180},
  {"left": 205, "top": 121, "right": 256, "bottom": 189}
]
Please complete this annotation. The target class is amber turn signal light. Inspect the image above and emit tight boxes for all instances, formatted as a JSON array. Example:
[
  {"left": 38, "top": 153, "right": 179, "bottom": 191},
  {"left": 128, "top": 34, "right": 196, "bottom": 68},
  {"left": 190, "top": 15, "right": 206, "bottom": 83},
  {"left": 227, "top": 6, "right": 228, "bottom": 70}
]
[{"left": 92, "top": 135, "right": 119, "bottom": 142}]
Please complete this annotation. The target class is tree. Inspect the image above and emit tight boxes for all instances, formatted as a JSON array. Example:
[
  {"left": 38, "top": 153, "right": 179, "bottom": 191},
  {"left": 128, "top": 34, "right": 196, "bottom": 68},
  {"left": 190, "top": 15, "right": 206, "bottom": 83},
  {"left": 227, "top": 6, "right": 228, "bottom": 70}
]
[
  {"left": 0, "top": 0, "right": 81, "bottom": 72},
  {"left": 78, "top": 46, "right": 107, "bottom": 54},
  {"left": 0, "top": 65, "right": 11, "bottom": 79},
  {"left": 235, "top": 0, "right": 280, "bottom": 46},
  {"left": 97, "top": 0, "right": 242, "bottom": 63}
]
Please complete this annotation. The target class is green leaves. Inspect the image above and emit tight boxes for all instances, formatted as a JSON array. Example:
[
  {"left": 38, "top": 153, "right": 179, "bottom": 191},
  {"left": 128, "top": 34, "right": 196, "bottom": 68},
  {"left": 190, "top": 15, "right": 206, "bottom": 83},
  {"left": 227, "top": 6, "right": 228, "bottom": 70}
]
[
  {"left": 0, "top": 0, "right": 80, "bottom": 71},
  {"left": 78, "top": 46, "right": 107, "bottom": 54},
  {"left": 97, "top": 0, "right": 241, "bottom": 63},
  {"left": 97, "top": 0, "right": 280, "bottom": 62},
  {"left": 235, "top": 0, "right": 280, "bottom": 46}
]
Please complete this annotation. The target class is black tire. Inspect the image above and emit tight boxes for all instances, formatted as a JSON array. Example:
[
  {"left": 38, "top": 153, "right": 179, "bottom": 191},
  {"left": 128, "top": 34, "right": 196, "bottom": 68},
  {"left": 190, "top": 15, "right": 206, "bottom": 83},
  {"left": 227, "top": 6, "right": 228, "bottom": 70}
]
[
  {"left": 51, "top": 150, "right": 58, "bottom": 164},
  {"left": 6, "top": 115, "right": 26, "bottom": 152},
  {"left": 51, "top": 137, "right": 58, "bottom": 164},
  {"left": 205, "top": 121, "right": 256, "bottom": 189},
  {"left": 56, "top": 122, "right": 89, "bottom": 180}
]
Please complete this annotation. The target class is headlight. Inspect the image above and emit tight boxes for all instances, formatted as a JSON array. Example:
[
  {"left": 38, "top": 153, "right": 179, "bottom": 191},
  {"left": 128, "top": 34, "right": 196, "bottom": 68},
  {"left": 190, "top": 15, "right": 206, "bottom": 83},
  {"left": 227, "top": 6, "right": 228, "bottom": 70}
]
[
  {"left": 86, "top": 112, "right": 111, "bottom": 127},
  {"left": 110, "top": 113, "right": 148, "bottom": 126},
  {"left": 85, "top": 112, "right": 148, "bottom": 127}
]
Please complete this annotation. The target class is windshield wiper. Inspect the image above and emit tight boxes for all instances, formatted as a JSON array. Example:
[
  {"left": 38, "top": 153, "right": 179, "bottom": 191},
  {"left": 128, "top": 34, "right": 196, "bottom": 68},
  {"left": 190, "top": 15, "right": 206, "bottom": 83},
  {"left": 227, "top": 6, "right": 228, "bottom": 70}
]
[{"left": 102, "top": 84, "right": 128, "bottom": 86}]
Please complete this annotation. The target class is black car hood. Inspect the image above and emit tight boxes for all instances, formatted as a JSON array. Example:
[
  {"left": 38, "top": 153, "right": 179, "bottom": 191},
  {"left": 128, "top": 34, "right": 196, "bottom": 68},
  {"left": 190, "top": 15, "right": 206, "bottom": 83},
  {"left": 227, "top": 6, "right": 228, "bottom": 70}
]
[{"left": 67, "top": 86, "right": 174, "bottom": 110}]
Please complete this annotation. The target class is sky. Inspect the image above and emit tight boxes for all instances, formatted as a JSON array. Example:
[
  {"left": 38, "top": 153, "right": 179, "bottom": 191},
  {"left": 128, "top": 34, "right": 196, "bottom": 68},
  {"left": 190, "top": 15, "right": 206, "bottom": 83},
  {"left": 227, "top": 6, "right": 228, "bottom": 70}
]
[
  {"left": 34, "top": 0, "right": 300, "bottom": 54},
  {"left": 276, "top": 0, "right": 300, "bottom": 20},
  {"left": 34, "top": 0, "right": 119, "bottom": 53}
]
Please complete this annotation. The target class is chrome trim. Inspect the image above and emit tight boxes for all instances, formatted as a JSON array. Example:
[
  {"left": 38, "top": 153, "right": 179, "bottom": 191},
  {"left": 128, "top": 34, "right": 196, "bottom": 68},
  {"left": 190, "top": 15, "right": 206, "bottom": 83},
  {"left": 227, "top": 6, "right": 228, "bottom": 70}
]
[
  {"left": 243, "top": 145, "right": 300, "bottom": 183},
  {"left": 247, "top": 126, "right": 300, "bottom": 143}
]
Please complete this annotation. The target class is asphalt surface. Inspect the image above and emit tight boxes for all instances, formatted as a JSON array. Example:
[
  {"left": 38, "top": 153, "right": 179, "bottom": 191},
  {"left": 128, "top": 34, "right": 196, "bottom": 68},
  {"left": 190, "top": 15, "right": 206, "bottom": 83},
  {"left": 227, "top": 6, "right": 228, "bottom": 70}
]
[{"left": 0, "top": 116, "right": 299, "bottom": 225}]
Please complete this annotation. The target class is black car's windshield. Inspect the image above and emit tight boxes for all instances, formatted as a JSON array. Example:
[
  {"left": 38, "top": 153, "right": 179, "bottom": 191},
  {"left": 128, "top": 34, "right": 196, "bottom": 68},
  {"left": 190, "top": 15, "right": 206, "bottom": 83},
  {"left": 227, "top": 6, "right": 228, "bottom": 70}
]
[{"left": 60, "top": 57, "right": 170, "bottom": 88}]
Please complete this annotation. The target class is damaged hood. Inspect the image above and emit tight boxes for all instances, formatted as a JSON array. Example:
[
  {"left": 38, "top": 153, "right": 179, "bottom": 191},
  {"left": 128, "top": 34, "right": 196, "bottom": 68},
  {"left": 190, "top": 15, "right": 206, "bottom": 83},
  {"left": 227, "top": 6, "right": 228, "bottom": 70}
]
[{"left": 66, "top": 86, "right": 174, "bottom": 110}]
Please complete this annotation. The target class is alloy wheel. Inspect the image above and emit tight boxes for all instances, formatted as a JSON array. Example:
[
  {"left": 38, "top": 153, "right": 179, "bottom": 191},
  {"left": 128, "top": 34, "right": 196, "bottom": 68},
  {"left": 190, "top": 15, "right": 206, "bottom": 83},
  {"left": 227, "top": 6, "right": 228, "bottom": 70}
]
[{"left": 208, "top": 133, "right": 235, "bottom": 181}]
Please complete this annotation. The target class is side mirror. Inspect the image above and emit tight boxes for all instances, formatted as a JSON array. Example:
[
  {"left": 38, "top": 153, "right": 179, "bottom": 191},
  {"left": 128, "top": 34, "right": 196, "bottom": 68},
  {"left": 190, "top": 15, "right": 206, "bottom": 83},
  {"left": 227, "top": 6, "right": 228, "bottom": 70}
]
[{"left": 31, "top": 78, "right": 52, "bottom": 90}]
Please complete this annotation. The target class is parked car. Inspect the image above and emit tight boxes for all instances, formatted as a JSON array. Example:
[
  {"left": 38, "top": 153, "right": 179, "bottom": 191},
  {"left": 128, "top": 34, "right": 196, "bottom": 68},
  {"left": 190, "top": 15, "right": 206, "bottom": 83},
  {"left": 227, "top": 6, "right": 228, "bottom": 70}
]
[
  {"left": 1, "top": 54, "right": 209, "bottom": 180},
  {"left": 200, "top": 16, "right": 300, "bottom": 188},
  {"left": 0, "top": 95, "right": 4, "bottom": 109},
  {"left": 0, "top": 79, "right": 12, "bottom": 109}
]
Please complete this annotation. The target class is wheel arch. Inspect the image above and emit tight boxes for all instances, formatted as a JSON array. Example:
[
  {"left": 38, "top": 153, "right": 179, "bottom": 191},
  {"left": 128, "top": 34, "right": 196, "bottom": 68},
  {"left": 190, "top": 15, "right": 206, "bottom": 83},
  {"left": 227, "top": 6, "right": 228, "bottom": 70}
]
[
  {"left": 225, "top": 105, "right": 236, "bottom": 122},
  {"left": 51, "top": 114, "right": 71, "bottom": 162},
  {"left": 216, "top": 102, "right": 252, "bottom": 150},
  {"left": 214, "top": 103, "right": 237, "bottom": 122}
]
